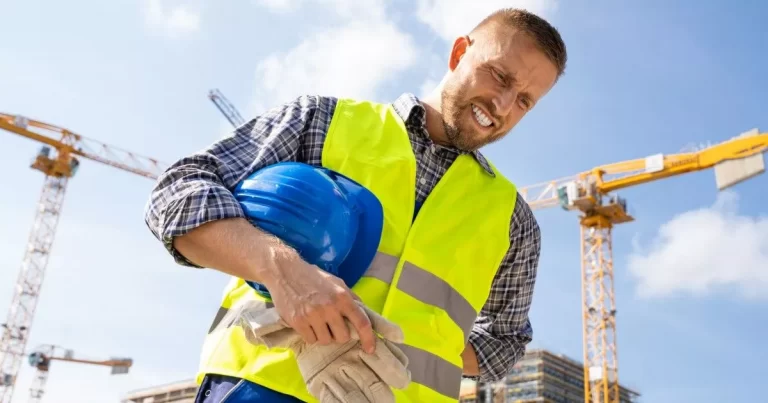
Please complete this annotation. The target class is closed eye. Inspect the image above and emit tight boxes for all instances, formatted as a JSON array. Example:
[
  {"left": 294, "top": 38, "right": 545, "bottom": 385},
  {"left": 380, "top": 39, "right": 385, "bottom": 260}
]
[
  {"left": 519, "top": 96, "right": 533, "bottom": 110},
  {"left": 491, "top": 68, "right": 506, "bottom": 85}
]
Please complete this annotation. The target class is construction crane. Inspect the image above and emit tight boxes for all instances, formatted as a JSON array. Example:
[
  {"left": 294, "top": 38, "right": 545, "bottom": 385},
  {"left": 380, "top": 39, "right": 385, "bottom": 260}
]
[
  {"left": 208, "top": 89, "right": 245, "bottom": 128},
  {"left": 518, "top": 128, "right": 767, "bottom": 403},
  {"left": 27, "top": 344, "right": 132, "bottom": 403},
  {"left": 0, "top": 113, "right": 166, "bottom": 403}
]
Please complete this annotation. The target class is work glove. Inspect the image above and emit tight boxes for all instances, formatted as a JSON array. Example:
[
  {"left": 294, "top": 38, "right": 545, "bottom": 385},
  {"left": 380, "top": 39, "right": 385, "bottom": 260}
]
[{"left": 231, "top": 299, "right": 411, "bottom": 403}]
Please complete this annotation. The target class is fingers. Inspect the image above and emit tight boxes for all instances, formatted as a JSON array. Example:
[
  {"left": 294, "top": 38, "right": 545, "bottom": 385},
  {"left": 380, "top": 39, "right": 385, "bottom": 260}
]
[
  {"left": 323, "top": 279, "right": 376, "bottom": 351},
  {"left": 344, "top": 302, "right": 376, "bottom": 354},
  {"left": 309, "top": 313, "right": 334, "bottom": 345},
  {"left": 269, "top": 265, "right": 375, "bottom": 348},
  {"left": 293, "top": 319, "right": 318, "bottom": 345},
  {"left": 327, "top": 309, "right": 352, "bottom": 344}
]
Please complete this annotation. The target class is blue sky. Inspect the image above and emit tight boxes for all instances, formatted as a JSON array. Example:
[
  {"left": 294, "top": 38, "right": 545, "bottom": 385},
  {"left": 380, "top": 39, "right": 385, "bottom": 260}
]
[{"left": 1, "top": 0, "right": 766, "bottom": 402}]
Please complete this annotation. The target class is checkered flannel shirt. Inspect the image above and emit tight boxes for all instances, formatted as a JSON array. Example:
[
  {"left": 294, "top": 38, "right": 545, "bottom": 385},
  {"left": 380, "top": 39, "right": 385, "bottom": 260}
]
[{"left": 143, "top": 92, "right": 542, "bottom": 382}]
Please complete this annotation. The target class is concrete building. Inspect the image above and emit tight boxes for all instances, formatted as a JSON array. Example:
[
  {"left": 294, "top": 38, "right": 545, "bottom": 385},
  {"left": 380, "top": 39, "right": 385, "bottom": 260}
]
[
  {"left": 460, "top": 349, "right": 640, "bottom": 403},
  {"left": 121, "top": 379, "right": 198, "bottom": 403}
]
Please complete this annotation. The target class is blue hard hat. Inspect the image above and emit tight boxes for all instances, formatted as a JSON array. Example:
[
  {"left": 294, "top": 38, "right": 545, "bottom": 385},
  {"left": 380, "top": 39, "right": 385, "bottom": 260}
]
[{"left": 233, "top": 162, "right": 383, "bottom": 297}]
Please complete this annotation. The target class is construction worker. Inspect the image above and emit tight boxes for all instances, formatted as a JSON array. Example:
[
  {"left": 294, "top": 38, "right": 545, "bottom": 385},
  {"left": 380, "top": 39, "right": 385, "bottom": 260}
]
[{"left": 144, "top": 6, "right": 567, "bottom": 403}]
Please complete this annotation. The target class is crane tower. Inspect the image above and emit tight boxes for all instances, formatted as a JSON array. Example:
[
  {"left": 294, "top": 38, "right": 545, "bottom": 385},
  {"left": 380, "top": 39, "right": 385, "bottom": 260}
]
[
  {"left": 0, "top": 114, "right": 165, "bottom": 403},
  {"left": 518, "top": 128, "right": 767, "bottom": 402}
]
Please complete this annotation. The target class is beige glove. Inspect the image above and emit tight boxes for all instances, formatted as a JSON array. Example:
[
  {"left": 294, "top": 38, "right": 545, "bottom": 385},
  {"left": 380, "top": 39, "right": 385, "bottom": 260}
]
[{"left": 237, "top": 300, "right": 411, "bottom": 403}]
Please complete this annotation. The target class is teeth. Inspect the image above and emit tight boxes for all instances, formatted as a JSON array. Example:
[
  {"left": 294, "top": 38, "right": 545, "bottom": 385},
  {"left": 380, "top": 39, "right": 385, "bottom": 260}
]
[{"left": 472, "top": 105, "right": 492, "bottom": 127}]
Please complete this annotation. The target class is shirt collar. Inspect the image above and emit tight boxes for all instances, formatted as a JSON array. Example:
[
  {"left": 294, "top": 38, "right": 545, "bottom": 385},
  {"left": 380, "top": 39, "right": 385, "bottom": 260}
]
[{"left": 391, "top": 93, "right": 496, "bottom": 177}]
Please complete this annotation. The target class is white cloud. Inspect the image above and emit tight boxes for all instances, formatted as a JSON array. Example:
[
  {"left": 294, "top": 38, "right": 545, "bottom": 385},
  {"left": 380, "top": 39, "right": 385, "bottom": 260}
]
[
  {"left": 416, "top": 0, "right": 559, "bottom": 42},
  {"left": 248, "top": 0, "right": 417, "bottom": 113},
  {"left": 144, "top": 0, "right": 201, "bottom": 38},
  {"left": 627, "top": 191, "right": 768, "bottom": 300}
]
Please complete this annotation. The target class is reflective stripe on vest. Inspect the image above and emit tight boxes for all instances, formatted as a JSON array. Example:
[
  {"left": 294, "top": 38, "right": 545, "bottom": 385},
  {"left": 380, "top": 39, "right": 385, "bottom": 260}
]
[{"left": 195, "top": 98, "right": 517, "bottom": 403}]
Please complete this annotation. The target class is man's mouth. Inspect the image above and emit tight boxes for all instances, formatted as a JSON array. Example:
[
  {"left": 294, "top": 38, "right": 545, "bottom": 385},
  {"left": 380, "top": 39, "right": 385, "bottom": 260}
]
[{"left": 471, "top": 104, "right": 493, "bottom": 128}]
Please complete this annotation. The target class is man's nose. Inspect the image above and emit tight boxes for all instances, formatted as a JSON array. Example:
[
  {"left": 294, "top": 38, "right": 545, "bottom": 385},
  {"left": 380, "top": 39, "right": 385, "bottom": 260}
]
[{"left": 492, "top": 89, "right": 518, "bottom": 117}]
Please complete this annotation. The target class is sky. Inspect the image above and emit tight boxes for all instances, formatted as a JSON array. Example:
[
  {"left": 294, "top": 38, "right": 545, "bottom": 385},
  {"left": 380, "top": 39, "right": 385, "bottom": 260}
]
[{"left": 0, "top": 0, "right": 766, "bottom": 402}]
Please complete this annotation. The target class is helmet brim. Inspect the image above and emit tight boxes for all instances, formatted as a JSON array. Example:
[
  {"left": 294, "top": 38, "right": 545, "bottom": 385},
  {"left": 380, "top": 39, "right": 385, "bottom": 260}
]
[{"left": 331, "top": 172, "right": 384, "bottom": 290}]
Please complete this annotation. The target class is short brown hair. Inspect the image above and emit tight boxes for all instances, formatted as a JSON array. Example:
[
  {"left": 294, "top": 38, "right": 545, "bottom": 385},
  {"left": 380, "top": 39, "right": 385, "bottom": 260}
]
[{"left": 471, "top": 8, "right": 568, "bottom": 78}]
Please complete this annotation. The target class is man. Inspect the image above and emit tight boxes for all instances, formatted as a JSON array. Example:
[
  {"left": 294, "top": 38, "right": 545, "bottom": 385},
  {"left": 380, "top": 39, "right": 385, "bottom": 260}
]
[{"left": 144, "top": 7, "right": 566, "bottom": 403}]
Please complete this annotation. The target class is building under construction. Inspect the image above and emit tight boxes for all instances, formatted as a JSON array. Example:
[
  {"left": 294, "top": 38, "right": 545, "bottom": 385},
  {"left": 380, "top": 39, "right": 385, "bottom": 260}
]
[
  {"left": 121, "top": 379, "right": 198, "bottom": 403},
  {"left": 460, "top": 349, "right": 641, "bottom": 403}
]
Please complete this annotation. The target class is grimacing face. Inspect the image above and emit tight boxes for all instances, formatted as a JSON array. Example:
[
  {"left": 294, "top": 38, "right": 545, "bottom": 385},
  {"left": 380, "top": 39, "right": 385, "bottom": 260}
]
[{"left": 440, "top": 27, "right": 559, "bottom": 151}]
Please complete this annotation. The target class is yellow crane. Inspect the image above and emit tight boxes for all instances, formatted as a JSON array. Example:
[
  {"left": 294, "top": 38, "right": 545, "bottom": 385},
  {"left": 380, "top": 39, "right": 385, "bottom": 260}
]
[
  {"left": 26, "top": 344, "right": 132, "bottom": 403},
  {"left": 0, "top": 113, "right": 166, "bottom": 403},
  {"left": 518, "top": 128, "right": 768, "bottom": 402}
]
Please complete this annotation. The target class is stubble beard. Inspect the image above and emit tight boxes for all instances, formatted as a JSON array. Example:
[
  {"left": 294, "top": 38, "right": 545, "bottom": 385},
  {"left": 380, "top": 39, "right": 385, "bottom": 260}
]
[
  {"left": 440, "top": 84, "right": 492, "bottom": 153},
  {"left": 440, "top": 87, "right": 472, "bottom": 152}
]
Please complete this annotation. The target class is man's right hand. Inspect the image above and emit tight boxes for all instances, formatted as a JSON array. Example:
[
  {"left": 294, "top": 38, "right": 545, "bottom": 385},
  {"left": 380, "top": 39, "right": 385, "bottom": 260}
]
[
  {"left": 263, "top": 254, "right": 377, "bottom": 354},
  {"left": 172, "top": 217, "right": 377, "bottom": 353}
]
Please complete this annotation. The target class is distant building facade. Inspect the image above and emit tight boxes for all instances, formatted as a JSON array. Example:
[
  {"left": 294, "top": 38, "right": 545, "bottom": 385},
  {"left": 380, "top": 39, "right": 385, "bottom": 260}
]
[
  {"left": 121, "top": 379, "right": 198, "bottom": 403},
  {"left": 460, "top": 349, "right": 640, "bottom": 403}
]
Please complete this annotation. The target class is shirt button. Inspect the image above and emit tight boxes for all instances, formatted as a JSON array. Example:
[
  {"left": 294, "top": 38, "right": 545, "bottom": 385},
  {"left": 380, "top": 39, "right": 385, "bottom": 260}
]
[{"left": 419, "top": 177, "right": 427, "bottom": 185}]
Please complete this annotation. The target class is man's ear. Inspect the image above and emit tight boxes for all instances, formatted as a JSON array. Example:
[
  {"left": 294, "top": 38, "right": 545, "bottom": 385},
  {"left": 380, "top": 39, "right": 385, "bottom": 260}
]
[{"left": 449, "top": 35, "right": 471, "bottom": 71}]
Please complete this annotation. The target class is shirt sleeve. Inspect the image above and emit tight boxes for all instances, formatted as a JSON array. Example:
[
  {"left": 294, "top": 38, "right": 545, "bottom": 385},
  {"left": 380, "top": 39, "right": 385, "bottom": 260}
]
[
  {"left": 143, "top": 95, "right": 333, "bottom": 267},
  {"left": 467, "top": 195, "right": 542, "bottom": 382}
]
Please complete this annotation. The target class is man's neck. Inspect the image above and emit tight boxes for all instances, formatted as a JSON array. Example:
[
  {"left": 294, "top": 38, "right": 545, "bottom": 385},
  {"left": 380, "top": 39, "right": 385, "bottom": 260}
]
[{"left": 419, "top": 94, "right": 450, "bottom": 147}]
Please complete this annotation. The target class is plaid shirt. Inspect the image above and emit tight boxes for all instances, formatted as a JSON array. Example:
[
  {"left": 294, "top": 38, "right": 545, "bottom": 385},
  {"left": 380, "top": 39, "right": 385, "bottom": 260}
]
[{"left": 144, "top": 93, "right": 541, "bottom": 383}]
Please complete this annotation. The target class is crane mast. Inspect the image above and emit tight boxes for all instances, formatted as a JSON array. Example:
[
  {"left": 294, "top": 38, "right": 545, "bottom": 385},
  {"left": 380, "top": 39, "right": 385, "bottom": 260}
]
[
  {"left": 519, "top": 128, "right": 767, "bottom": 402},
  {"left": 0, "top": 114, "right": 164, "bottom": 403}
]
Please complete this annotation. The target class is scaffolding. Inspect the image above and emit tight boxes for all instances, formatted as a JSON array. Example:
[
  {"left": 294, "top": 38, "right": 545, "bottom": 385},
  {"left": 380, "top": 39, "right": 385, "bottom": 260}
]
[{"left": 461, "top": 349, "right": 641, "bottom": 403}]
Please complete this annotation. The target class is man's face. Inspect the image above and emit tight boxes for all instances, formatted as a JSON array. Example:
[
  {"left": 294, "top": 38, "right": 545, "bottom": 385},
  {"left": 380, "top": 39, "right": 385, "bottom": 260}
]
[{"left": 440, "top": 27, "right": 559, "bottom": 151}]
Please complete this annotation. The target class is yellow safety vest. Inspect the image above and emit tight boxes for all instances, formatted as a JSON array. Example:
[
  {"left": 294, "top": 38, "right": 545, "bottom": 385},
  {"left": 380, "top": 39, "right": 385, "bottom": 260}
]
[{"left": 196, "top": 98, "right": 518, "bottom": 402}]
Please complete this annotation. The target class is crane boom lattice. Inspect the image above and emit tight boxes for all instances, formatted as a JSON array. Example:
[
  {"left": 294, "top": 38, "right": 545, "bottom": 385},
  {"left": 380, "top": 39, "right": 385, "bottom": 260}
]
[
  {"left": 208, "top": 89, "right": 245, "bottom": 128},
  {"left": 0, "top": 113, "right": 165, "bottom": 403},
  {"left": 27, "top": 344, "right": 132, "bottom": 402},
  {"left": 520, "top": 128, "right": 767, "bottom": 402}
]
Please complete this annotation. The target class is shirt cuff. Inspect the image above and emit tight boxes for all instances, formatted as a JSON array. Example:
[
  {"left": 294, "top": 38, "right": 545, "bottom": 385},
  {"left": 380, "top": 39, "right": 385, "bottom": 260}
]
[
  {"left": 158, "top": 185, "right": 246, "bottom": 268},
  {"left": 468, "top": 325, "right": 530, "bottom": 382}
]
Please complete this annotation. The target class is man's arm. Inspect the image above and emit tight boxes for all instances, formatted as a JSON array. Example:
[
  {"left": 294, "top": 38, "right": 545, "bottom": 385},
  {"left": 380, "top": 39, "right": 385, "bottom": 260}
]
[
  {"left": 144, "top": 95, "right": 328, "bottom": 272},
  {"left": 142, "top": 95, "right": 378, "bottom": 352},
  {"left": 465, "top": 196, "right": 541, "bottom": 381}
]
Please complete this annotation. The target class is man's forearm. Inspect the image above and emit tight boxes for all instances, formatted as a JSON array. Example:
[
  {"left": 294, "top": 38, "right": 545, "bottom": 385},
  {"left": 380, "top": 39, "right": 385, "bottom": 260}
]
[
  {"left": 172, "top": 217, "right": 298, "bottom": 286},
  {"left": 461, "top": 342, "right": 480, "bottom": 377}
]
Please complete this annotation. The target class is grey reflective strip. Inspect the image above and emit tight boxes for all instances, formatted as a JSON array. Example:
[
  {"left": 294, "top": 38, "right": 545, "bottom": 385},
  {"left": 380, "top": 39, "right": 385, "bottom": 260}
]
[
  {"left": 207, "top": 301, "right": 274, "bottom": 334},
  {"left": 362, "top": 253, "right": 478, "bottom": 337},
  {"left": 207, "top": 306, "right": 229, "bottom": 333},
  {"left": 362, "top": 252, "right": 399, "bottom": 283},
  {"left": 397, "top": 343, "right": 463, "bottom": 399},
  {"left": 397, "top": 262, "right": 478, "bottom": 336}
]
